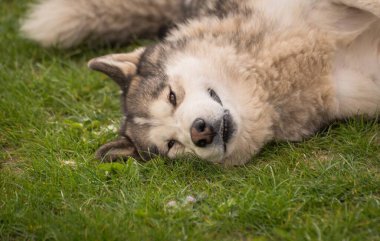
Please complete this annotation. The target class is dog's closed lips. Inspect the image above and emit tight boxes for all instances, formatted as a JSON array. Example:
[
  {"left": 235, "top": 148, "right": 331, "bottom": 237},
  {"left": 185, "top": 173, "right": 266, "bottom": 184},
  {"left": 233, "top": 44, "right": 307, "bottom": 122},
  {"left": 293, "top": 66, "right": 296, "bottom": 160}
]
[{"left": 221, "top": 110, "right": 235, "bottom": 150}]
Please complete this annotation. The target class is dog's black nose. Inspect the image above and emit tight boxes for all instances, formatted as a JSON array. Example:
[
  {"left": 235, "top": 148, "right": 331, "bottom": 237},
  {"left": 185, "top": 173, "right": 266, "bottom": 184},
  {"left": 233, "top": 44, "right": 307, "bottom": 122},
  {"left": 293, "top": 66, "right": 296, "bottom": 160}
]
[{"left": 190, "top": 118, "right": 215, "bottom": 147}]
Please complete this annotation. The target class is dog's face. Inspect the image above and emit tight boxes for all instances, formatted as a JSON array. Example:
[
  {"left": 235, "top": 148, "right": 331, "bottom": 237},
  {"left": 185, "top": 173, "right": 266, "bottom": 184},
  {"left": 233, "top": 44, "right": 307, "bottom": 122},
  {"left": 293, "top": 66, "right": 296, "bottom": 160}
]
[
  {"left": 135, "top": 53, "right": 241, "bottom": 163},
  {"left": 90, "top": 44, "right": 256, "bottom": 164}
]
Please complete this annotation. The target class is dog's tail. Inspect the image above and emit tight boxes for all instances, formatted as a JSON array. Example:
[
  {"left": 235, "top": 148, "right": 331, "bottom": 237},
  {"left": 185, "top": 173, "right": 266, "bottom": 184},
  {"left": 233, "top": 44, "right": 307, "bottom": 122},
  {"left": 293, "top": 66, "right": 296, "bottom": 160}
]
[{"left": 20, "top": 0, "right": 186, "bottom": 48}]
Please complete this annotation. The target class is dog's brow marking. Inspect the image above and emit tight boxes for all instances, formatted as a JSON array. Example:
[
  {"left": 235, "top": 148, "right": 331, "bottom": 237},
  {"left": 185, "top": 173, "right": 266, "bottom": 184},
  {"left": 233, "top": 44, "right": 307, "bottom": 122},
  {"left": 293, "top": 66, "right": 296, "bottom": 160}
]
[
  {"left": 184, "top": 0, "right": 192, "bottom": 7},
  {"left": 133, "top": 117, "right": 152, "bottom": 125}
]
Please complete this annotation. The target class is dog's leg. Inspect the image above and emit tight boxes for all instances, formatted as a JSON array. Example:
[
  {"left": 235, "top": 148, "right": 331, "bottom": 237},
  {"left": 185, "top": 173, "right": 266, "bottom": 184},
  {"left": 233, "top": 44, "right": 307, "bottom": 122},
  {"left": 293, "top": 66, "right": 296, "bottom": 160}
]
[
  {"left": 333, "top": 22, "right": 380, "bottom": 118},
  {"left": 334, "top": 0, "right": 380, "bottom": 18},
  {"left": 21, "top": 0, "right": 239, "bottom": 48}
]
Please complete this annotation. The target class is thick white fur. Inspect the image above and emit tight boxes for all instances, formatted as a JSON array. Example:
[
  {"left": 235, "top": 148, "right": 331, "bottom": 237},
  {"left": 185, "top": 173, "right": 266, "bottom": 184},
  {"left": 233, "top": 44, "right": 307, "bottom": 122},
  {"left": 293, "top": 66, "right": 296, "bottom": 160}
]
[
  {"left": 333, "top": 23, "right": 380, "bottom": 117},
  {"left": 253, "top": 0, "right": 380, "bottom": 117}
]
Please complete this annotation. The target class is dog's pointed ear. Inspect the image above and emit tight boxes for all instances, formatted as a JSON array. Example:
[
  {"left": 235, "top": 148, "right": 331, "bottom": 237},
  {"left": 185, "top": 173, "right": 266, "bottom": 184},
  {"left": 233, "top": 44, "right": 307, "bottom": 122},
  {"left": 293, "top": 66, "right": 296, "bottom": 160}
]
[
  {"left": 312, "top": 1, "right": 377, "bottom": 38},
  {"left": 88, "top": 47, "right": 145, "bottom": 88},
  {"left": 96, "top": 137, "right": 140, "bottom": 162}
]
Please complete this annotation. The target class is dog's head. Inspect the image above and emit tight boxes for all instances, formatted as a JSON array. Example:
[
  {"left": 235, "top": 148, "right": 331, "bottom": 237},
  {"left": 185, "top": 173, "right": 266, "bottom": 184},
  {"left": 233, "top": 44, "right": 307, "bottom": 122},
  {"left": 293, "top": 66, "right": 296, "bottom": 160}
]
[{"left": 89, "top": 41, "right": 275, "bottom": 165}]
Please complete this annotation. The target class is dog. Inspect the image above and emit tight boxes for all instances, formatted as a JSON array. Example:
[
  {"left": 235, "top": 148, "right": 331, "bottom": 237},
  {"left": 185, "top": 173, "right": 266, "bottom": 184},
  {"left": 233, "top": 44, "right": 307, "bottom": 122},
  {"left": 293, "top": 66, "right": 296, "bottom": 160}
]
[{"left": 22, "top": 0, "right": 380, "bottom": 166}]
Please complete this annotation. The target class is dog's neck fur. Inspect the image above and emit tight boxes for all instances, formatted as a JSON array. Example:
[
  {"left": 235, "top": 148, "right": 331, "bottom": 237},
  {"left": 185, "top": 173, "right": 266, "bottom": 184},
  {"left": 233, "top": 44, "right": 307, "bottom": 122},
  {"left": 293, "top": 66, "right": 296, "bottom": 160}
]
[{"left": 254, "top": 30, "right": 337, "bottom": 142}]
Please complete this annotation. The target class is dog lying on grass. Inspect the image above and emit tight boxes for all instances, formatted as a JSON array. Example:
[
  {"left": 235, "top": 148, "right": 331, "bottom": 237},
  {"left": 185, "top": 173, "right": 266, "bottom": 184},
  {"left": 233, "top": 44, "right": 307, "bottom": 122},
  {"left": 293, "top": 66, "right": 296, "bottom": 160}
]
[{"left": 22, "top": 0, "right": 380, "bottom": 166}]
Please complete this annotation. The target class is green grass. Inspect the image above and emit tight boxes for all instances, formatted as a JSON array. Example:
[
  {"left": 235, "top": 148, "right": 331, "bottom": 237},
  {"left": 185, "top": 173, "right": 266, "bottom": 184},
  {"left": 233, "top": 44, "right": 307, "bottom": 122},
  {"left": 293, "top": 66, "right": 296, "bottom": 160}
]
[{"left": 1, "top": 1, "right": 379, "bottom": 240}]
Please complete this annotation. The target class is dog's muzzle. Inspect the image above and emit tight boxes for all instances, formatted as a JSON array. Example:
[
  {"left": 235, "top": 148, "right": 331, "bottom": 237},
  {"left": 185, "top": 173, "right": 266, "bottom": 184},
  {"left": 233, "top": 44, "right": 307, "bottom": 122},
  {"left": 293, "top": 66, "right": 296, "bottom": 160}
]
[{"left": 190, "top": 110, "right": 235, "bottom": 150}]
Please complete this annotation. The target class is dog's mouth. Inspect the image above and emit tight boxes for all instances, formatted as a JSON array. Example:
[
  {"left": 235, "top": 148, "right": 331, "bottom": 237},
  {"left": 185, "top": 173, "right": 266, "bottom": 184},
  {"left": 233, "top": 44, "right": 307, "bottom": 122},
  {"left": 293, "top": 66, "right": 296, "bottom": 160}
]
[
  {"left": 209, "top": 89, "right": 235, "bottom": 151},
  {"left": 220, "top": 110, "right": 235, "bottom": 152}
]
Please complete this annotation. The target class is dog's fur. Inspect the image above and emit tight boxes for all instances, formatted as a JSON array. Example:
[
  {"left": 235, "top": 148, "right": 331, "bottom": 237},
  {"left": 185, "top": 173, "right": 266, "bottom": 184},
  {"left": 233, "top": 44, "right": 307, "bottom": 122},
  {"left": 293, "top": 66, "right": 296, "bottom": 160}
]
[{"left": 22, "top": 0, "right": 380, "bottom": 166}]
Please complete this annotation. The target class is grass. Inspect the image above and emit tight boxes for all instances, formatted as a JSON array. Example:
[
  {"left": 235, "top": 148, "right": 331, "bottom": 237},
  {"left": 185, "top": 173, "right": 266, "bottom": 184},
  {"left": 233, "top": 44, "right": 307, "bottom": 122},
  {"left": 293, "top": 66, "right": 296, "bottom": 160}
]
[{"left": 1, "top": 1, "right": 379, "bottom": 240}]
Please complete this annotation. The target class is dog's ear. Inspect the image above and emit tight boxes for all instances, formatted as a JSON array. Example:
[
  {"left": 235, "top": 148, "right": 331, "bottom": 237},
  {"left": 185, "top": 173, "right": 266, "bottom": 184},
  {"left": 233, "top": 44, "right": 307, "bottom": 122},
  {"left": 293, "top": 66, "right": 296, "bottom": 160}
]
[
  {"left": 96, "top": 137, "right": 140, "bottom": 162},
  {"left": 312, "top": 1, "right": 377, "bottom": 38},
  {"left": 88, "top": 47, "right": 145, "bottom": 88}
]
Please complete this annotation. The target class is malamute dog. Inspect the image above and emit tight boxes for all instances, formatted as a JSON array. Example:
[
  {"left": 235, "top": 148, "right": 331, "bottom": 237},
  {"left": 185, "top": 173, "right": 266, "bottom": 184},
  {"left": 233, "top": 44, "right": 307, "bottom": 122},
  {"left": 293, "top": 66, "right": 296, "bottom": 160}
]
[{"left": 22, "top": 0, "right": 380, "bottom": 166}]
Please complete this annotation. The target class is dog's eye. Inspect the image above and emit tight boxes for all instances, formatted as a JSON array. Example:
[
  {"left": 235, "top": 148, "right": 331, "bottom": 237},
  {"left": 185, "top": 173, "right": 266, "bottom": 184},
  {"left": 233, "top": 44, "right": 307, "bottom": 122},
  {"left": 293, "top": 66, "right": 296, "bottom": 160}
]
[
  {"left": 167, "top": 140, "right": 176, "bottom": 150},
  {"left": 208, "top": 88, "right": 222, "bottom": 105},
  {"left": 169, "top": 89, "right": 177, "bottom": 106}
]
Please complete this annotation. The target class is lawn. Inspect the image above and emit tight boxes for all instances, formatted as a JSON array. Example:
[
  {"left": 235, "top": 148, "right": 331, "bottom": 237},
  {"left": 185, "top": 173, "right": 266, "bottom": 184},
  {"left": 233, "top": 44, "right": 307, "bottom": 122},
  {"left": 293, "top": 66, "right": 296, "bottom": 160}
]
[{"left": 1, "top": 1, "right": 379, "bottom": 240}]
